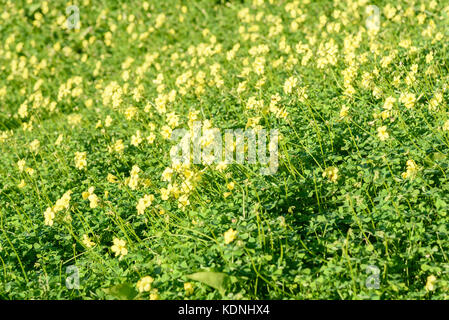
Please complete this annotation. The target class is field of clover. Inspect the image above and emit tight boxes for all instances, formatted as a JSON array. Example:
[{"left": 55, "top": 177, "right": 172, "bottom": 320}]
[{"left": 2, "top": 0, "right": 449, "bottom": 300}]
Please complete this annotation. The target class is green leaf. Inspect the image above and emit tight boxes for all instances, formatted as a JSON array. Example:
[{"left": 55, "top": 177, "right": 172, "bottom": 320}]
[
  {"left": 186, "top": 271, "right": 230, "bottom": 295},
  {"left": 435, "top": 199, "right": 447, "bottom": 210},
  {"left": 421, "top": 264, "right": 430, "bottom": 271},
  {"left": 102, "top": 283, "right": 138, "bottom": 300},
  {"left": 28, "top": 3, "right": 41, "bottom": 14}
]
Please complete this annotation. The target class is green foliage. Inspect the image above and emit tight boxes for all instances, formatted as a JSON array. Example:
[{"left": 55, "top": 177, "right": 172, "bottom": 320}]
[
  {"left": 103, "top": 283, "right": 138, "bottom": 300},
  {"left": 0, "top": 0, "right": 449, "bottom": 300},
  {"left": 186, "top": 271, "right": 230, "bottom": 296}
]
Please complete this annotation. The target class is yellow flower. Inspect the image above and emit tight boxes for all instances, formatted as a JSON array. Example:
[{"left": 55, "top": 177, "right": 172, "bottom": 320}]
[
  {"left": 111, "top": 238, "right": 128, "bottom": 258},
  {"left": 184, "top": 282, "right": 194, "bottom": 296},
  {"left": 161, "top": 167, "right": 173, "bottom": 182},
  {"left": 161, "top": 125, "right": 172, "bottom": 139},
  {"left": 53, "top": 190, "right": 72, "bottom": 212},
  {"left": 224, "top": 228, "right": 237, "bottom": 244},
  {"left": 107, "top": 173, "right": 118, "bottom": 183},
  {"left": 82, "top": 234, "right": 95, "bottom": 248},
  {"left": 216, "top": 161, "right": 228, "bottom": 172},
  {"left": 136, "top": 194, "right": 155, "bottom": 215},
  {"left": 283, "top": 76, "right": 298, "bottom": 94},
  {"left": 380, "top": 110, "right": 390, "bottom": 120},
  {"left": 149, "top": 289, "right": 159, "bottom": 300},
  {"left": 160, "top": 188, "right": 170, "bottom": 200},
  {"left": 147, "top": 132, "right": 156, "bottom": 144},
  {"left": 425, "top": 275, "right": 437, "bottom": 291},
  {"left": 105, "top": 115, "right": 113, "bottom": 127},
  {"left": 109, "top": 139, "right": 125, "bottom": 154},
  {"left": 85, "top": 98, "right": 93, "bottom": 108},
  {"left": 128, "top": 165, "right": 140, "bottom": 190},
  {"left": 25, "top": 167, "right": 35, "bottom": 176},
  {"left": 178, "top": 194, "right": 190, "bottom": 209},
  {"left": 18, "top": 179, "right": 26, "bottom": 188},
  {"left": 136, "top": 276, "right": 154, "bottom": 292},
  {"left": 44, "top": 207, "right": 55, "bottom": 226},
  {"left": 124, "top": 106, "right": 138, "bottom": 120},
  {"left": 377, "top": 126, "right": 389, "bottom": 141},
  {"left": 75, "top": 151, "right": 87, "bottom": 170},
  {"left": 166, "top": 112, "right": 180, "bottom": 128},
  {"left": 82, "top": 186, "right": 99, "bottom": 208},
  {"left": 383, "top": 96, "right": 395, "bottom": 110},
  {"left": 399, "top": 92, "right": 416, "bottom": 109},
  {"left": 88, "top": 193, "right": 99, "bottom": 209},
  {"left": 18, "top": 103, "right": 28, "bottom": 118},
  {"left": 29, "top": 139, "right": 40, "bottom": 152},
  {"left": 402, "top": 159, "right": 419, "bottom": 180},
  {"left": 322, "top": 166, "right": 338, "bottom": 183},
  {"left": 131, "top": 129, "right": 143, "bottom": 146},
  {"left": 17, "top": 159, "right": 26, "bottom": 172},
  {"left": 339, "top": 105, "right": 349, "bottom": 119}
]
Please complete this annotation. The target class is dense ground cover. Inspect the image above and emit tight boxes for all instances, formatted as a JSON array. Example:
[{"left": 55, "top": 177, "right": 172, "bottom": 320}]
[{"left": 1, "top": 0, "right": 449, "bottom": 299}]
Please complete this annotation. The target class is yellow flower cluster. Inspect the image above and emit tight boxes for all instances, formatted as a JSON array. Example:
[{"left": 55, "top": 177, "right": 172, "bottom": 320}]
[
  {"left": 75, "top": 151, "right": 87, "bottom": 170},
  {"left": 322, "top": 167, "right": 339, "bottom": 183},
  {"left": 128, "top": 165, "right": 140, "bottom": 190},
  {"left": 82, "top": 187, "right": 99, "bottom": 209},
  {"left": 401, "top": 160, "right": 419, "bottom": 180},
  {"left": 377, "top": 126, "right": 389, "bottom": 141},
  {"left": 82, "top": 234, "right": 96, "bottom": 248},
  {"left": 44, "top": 190, "right": 72, "bottom": 226},
  {"left": 136, "top": 276, "right": 154, "bottom": 293},
  {"left": 136, "top": 194, "right": 155, "bottom": 215},
  {"left": 224, "top": 228, "right": 238, "bottom": 244},
  {"left": 111, "top": 238, "right": 128, "bottom": 259}
]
